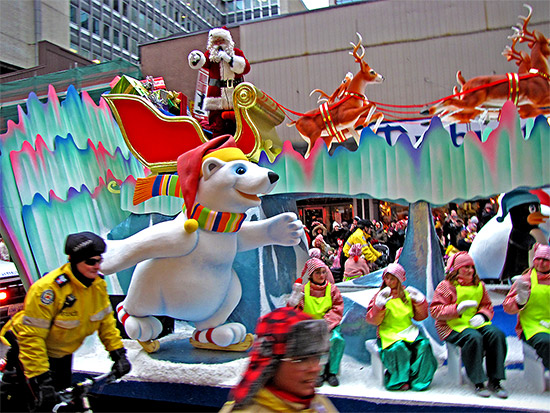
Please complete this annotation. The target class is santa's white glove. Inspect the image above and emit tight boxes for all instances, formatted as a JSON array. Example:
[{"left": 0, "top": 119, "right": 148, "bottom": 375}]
[
  {"left": 540, "top": 320, "right": 550, "bottom": 329},
  {"left": 188, "top": 50, "right": 205, "bottom": 68},
  {"left": 287, "top": 283, "right": 304, "bottom": 308},
  {"left": 218, "top": 50, "right": 232, "bottom": 63},
  {"left": 457, "top": 300, "right": 478, "bottom": 314},
  {"left": 405, "top": 286, "right": 425, "bottom": 303},
  {"left": 515, "top": 279, "right": 530, "bottom": 306},
  {"left": 375, "top": 287, "right": 392, "bottom": 308},
  {"left": 469, "top": 314, "right": 485, "bottom": 327}
]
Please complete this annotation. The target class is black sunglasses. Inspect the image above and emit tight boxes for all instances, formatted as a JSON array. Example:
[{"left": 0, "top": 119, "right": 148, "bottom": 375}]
[{"left": 84, "top": 257, "right": 103, "bottom": 266}]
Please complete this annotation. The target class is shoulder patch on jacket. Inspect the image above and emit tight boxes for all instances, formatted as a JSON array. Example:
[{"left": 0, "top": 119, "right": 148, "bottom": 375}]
[
  {"left": 54, "top": 274, "right": 70, "bottom": 287},
  {"left": 40, "top": 289, "right": 55, "bottom": 305}
]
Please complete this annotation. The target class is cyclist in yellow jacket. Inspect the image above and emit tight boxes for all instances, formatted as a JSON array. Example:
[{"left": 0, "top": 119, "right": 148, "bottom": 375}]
[{"left": 0, "top": 232, "right": 131, "bottom": 411}]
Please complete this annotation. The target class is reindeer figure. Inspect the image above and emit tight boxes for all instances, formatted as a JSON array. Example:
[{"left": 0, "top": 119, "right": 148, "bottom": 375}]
[
  {"left": 310, "top": 72, "right": 354, "bottom": 104},
  {"left": 428, "top": 4, "right": 549, "bottom": 124},
  {"left": 288, "top": 33, "right": 384, "bottom": 157}
]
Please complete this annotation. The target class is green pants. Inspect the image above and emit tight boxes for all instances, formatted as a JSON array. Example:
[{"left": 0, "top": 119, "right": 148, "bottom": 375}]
[
  {"left": 525, "top": 332, "right": 550, "bottom": 370},
  {"left": 379, "top": 334, "right": 437, "bottom": 391},
  {"left": 446, "top": 325, "right": 507, "bottom": 385},
  {"left": 327, "top": 326, "right": 346, "bottom": 375}
]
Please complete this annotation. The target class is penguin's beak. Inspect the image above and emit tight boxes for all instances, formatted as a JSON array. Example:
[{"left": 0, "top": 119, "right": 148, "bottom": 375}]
[{"left": 527, "top": 211, "right": 549, "bottom": 225}]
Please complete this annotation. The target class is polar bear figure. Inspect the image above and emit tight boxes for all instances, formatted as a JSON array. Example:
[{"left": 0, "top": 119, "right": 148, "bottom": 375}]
[{"left": 101, "top": 136, "right": 304, "bottom": 350}]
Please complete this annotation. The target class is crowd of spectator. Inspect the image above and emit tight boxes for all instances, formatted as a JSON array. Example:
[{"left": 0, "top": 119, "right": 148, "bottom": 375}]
[{"left": 303, "top": 215, "right": 408, "bottom": 282}]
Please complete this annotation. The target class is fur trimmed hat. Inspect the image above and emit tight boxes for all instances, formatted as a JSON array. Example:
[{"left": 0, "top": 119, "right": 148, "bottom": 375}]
[
  {"left": 229, "top": 307, "right": 329, "bottom": 408},
  {"left": 176, "top": 135, "right": 247, "bottom": 218},
  {"left": 446, "top": 251, "right": 475, "bottom": 274},
  {"left": 65, "top": 232, "right": 106, "bottom": 263},
  {"left": 496, "top": 189, "right": 539, "bottom": 222},
  {"left": 533, "top": 243, "right": 550, "bottom": 261},
  {"left": 208, "top": 26, "right": 234, "bottom": 46},
  {"left": 383, "top": 262, "right": 406, "bottom": 283}
]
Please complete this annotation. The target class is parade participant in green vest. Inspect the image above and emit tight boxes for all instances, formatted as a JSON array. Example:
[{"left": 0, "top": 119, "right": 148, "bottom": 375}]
[
  {"left": 366, "top": 263, "right": 437, "bottom": 391},
  {"left": 293, "top": 258, "right": 345, "bottom": 387},
  {"left": 430, "top": 252, "right": 508, "bottom": 399},
  {"left": 503, "top": 243, "right": 550, "bottom": 370}
]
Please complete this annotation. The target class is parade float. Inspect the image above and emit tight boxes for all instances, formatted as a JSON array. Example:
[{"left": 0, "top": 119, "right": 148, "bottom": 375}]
[{"left": 0, "top": 4, "right": 549, "bottom": 411}]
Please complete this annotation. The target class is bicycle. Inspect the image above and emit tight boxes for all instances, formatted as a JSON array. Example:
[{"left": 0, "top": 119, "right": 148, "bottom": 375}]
[{"left": 52, "top": 371, "right": 118, "bottom": 413}]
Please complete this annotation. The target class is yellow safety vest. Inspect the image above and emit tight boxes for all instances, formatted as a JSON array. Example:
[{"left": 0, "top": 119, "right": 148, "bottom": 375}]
[
  {"left": 447, "top": 283, "right": 491, "bottom": 333},
  {"left": 520, "top": 269, "right": 550, "bottom": 340},
  {"left": 379, "top": 291, "right": 419, "bottom": 349},
  {"left": 303, "top": 282, "right": 332, "bottom": 319}
]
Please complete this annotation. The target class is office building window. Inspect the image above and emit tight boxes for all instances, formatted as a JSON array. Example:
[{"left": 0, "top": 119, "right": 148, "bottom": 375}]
[
  {"left": 80, "top": 10, "right": 89, "bottom": 29},
  {"left": 113, "top": 0, "right": 119, "bottom": 12},
  {"left": 122, "top": 2, "right": 128, "bottom": 16},
  {"left": 139, "top": 11, "right": 146, "bottom": 27},
  {"left": 103, "top": 24, "right": 110, "bottom": 39},
  {"left": 122, "top": 34, "right": 128, "bottom": 49},
  {"left": 70, "top": 5, "right": 77, "bottom": 24},
  {"left": 113, "top": 29, "right": 119, "bottom": 45},
  {"left": 92, "top": 18, "right": 99, "bottom": 35}
]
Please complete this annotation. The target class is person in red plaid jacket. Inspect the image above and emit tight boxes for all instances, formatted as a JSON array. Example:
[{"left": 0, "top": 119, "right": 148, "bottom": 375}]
[{"left": 220, "top": 307, "right": 337, "bottom": 412}]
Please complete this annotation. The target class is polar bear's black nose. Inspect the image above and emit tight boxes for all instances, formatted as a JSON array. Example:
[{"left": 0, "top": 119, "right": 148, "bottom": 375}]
[{"left": 268, "top": 172, "right": 279, "bottom": 184}]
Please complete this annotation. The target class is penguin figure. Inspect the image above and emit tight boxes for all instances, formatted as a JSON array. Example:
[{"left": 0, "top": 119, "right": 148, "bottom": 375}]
[{"left": 497, "top": 189, "right": 548, "bottom": 282}]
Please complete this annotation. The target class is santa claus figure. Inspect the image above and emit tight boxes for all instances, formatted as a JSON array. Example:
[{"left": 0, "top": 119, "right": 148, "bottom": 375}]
[{"left": 188, "top": 27, "right": 250, "bottom": 136}]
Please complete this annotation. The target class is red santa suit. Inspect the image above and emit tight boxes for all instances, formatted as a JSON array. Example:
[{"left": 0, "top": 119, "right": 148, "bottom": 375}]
[{"left": 188, "top": 27, "right": 250, "bottom": 135}]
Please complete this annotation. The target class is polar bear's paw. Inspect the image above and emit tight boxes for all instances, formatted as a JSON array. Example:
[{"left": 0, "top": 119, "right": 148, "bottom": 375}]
[
  {"left": 116, "top": 303, "right": 163, "bottom": 341},
  {"left": 191, "top": 323, "right": 251, "bottom": 350}
]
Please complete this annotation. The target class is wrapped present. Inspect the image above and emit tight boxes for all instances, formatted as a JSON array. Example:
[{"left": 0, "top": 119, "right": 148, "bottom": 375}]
[
  {"left": 110, "top": 75, "right": 149, "bottom": 97},
  {"left": 141, "top": 76, "right": 166, "bottom": 90}
]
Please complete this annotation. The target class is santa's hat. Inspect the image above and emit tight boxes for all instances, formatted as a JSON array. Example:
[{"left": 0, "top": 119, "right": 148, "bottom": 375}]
[
  {"left": 208, "top": 26, "right": 234, "bottom": 44},
  {"left": 176, "top": 135, "right": 247, "bottom": 219},
  {"left": 496, "top": 189, "right": 539, "bottom": 222}
]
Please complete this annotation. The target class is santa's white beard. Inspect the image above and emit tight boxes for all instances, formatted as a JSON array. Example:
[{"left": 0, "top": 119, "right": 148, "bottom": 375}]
[{"left": 208, "top": 43, "right": 234, "bottom": 63}]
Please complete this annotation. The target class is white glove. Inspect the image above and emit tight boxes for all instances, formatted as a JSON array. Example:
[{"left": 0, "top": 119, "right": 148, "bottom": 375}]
[
  {"left": 405, "top": 286, "right": 425, "bottom": 303},
  {"left": 457, "top": 300, "right": 478, "bottom": 314},
  {"left": 188, "top": 50, "right": 204, "bottom": 67},
  {"left": 469, "top": 314, "right": 485, "bottom": 327},
  {"left": 218, "top": 50, "right": 232, "bottom": 63},
  {"left": 515, "top": 279, "right": 530, "bottom": 306},
  {"left": 287, "top": 283, "right": 304, "bottom": 308},
  {"left": 375, "top": 287, "right": 392, "bottom": 308},
  {"left": 540, "top": 320, "right": 550, "bottom": 329}
]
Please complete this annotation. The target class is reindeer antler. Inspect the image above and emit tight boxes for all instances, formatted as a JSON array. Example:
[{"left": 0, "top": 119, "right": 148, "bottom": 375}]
[
  {"left": 349, "top": 32, "right": 365, "bottom": 62},
  {"left": 503, "top": 35, "right": 532, "bottom": 70},
  {"left": 516, "top": 4, "right": 535, "bottom": 44}
]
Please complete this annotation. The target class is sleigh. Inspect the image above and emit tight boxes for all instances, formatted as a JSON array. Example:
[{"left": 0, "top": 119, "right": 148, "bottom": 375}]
[{"left": 102, "top": 82, "right": 285, "bottom": 173}]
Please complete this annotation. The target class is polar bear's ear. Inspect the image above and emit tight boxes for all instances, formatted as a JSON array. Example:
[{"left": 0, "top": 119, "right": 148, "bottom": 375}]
[{"left": 202, "top": 158, "right": 226, "bottom": 181}]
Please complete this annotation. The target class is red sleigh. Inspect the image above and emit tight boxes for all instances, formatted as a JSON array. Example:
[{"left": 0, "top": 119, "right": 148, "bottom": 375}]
[{"left": 103, "top": 82, "right": 285, "bottom": 173}]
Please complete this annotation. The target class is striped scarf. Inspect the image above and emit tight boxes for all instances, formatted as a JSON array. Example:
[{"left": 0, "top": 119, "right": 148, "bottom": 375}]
[{"left": 185, "top": 203, "right": 246, "bottom": 233}]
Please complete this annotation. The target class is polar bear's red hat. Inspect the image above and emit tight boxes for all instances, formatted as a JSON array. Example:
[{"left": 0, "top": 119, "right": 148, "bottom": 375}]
[{"left": 177, "top": 134, "right": 247, "bottom": 218}]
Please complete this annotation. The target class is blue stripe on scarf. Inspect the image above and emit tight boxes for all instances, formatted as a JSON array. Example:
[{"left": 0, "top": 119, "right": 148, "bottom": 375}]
[
  {"left": 152, "top": 176, "right": 164, "bottom": 197},
  {"left": 212, "top": 212, "right": 222, "bottom": 231}
]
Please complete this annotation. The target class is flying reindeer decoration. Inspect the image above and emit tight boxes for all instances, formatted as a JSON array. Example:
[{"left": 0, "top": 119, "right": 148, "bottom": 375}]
[
  {"left": 288, "top": 33, "right": 384, "bottom": 158},
  {"left": 427, "top": 4, "right": 549, "bottom": 124}
]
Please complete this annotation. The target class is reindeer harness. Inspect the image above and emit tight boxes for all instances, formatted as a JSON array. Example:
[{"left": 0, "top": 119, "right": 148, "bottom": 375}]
[{"left": 319, "top": 92, "right": 371, "bottom": 142}]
